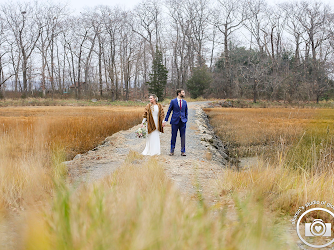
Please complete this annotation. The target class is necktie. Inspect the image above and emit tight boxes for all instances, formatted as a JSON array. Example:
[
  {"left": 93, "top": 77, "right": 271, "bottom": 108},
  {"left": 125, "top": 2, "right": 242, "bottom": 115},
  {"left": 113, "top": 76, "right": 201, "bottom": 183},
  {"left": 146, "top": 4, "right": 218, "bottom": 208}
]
[{"left": 180, "top": 99, "right": 182, "bottom": 110}]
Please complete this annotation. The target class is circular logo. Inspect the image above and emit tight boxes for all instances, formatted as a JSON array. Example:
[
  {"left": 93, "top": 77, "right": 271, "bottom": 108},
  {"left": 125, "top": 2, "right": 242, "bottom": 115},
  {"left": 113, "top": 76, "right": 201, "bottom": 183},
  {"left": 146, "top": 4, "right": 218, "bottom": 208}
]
[{"left": 296, "top": 208, "right": 334, "bottom": 248}]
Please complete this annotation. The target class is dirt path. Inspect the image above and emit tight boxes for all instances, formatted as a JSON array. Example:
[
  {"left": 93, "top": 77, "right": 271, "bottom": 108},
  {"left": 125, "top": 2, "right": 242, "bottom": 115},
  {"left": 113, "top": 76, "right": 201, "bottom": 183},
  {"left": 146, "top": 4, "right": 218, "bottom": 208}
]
[{"left": 66, "top": 101, "right": 226, "bottom": 205}]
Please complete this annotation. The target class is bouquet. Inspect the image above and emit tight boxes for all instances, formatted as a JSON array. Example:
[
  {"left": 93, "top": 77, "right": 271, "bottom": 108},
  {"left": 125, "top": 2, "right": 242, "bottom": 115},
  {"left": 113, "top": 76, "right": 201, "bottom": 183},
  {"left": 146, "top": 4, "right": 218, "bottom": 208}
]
[{"left": 136, "top": 123, "right": 147, "bottom": 138}]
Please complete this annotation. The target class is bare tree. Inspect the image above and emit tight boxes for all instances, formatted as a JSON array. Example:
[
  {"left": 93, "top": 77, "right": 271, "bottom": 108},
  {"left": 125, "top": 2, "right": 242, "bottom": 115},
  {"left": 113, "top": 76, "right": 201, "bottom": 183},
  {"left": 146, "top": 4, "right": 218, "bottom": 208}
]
[
  {"left": 213, "top": 0, "right": 250, "bottom": 94},
  {"left": 132, "top": 0, "right": 162, "bottom": 59},
  {"left": 0, "top": 14, "right": 14, "bottom": 97},
  {"left": 2, "top": 2, "right": 42, "bottom": 97},
  {"left": 295, "top": 1, "right": 332, "bottom": 102},
  {"left": 244, "top": 0, "right": 268, "bottom": 54}
]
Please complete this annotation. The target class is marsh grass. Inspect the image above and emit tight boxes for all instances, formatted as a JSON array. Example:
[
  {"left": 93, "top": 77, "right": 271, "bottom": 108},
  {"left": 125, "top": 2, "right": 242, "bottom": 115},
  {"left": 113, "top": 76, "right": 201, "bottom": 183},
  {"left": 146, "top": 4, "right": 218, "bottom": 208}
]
[
  {"left": 219, "top": 159, "right": 334, "bottom": 215},
  {"left": 204, "top": 107, "right": 316, "bottom": 158},
  {"left": 21, "top": 153, "right": 293, "bottom": 250},
  {"left": 0, "top": 106, "right": 143, "bottom": 214},
  {"left": 4, "top": 104, "right": 334, "bottom": 249},
  {"left": 213, "top": 98, "right": 334, "bottom": 109},
  {"left": 0, "top": 106, "right": 143, "bottom": 159},
  {"left": 205, "top": 107, "right": 334, "bottom": 216},
  {"left": 0, "top": 128, "right": 55, "bottom": 214},
  {"left": 285, "top": 109, "right": 334, "bottom": 173},
  {"left": 0, "top": 98, "right": 147, "bottom": 107}
]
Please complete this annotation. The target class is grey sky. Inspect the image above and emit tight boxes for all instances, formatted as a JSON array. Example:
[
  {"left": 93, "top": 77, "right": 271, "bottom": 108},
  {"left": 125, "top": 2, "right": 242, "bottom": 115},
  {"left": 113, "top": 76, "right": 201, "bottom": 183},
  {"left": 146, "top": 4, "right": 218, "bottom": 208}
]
[{"left": 60, "top": 0, "right": 137, "bottom": 13}]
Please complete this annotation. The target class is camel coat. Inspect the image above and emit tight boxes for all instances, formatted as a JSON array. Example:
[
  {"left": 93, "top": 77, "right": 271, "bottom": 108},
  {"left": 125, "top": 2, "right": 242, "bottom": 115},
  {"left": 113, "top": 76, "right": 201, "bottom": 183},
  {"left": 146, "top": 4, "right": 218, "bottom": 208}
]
[{"left": 143, "top": 103, "right": 165, "bottom": 134}]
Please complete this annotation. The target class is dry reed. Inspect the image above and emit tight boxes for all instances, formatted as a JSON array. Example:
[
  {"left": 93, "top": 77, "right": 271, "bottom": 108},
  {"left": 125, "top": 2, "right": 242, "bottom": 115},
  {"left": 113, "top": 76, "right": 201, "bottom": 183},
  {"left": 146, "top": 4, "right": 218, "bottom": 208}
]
[
  {"left": 21, "top": 153, "right": 293, "bottom": 250},
  {"left": 0, "top": 106, "right": 143, "bottom": 214},
  {"left": 205, "top": 107, "right": 334, "bottom": 216}
]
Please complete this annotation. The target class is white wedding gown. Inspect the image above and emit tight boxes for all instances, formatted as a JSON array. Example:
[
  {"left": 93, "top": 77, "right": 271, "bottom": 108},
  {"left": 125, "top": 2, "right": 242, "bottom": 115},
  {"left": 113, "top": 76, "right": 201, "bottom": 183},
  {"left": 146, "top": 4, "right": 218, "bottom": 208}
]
[{"left": 142, "top": 104, "right": 161, "bottom": 156}]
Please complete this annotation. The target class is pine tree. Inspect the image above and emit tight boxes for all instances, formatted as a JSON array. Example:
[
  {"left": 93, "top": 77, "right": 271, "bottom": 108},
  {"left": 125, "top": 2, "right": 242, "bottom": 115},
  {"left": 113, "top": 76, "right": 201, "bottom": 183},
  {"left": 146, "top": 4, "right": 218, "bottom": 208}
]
[
  {"left": 147, "top": 48, "right": 168, "bottom": 101},
  {"left": 187, "top": 64, "right": 212, "bottom": 99}
]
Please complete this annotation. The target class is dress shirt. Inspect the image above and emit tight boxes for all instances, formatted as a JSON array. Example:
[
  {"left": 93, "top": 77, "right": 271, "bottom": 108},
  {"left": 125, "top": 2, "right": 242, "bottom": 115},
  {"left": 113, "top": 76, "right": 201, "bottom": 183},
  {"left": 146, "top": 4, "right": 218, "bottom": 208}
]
[{"left": 177, "top": 97, "right": 182, "bottom": 108}]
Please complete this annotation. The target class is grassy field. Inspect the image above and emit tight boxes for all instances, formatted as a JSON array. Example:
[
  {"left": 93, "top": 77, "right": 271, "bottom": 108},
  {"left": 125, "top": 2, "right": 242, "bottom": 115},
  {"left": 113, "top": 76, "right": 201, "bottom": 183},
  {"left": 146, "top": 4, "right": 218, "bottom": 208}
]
[
  {"left": 0, "top": 106, "right": 143, "bottom": 159},
  {"left": 0, "top": 103, "right": 291, "bottom": 249},
  {"left": 211, "top": 98, "right": 334, "bottom": 109},
  {"left": 0, "top": 96, "right": 213, "bottom": 107},
  {"left": 204, "top": 107, "right": 334, "bottom": 215},
  {"left": 2, "top": 102, "right": 334, "bottom": 249},
  {"left": 21, "top": 153, "right": 293, "bottom": 250},
  {"left": 203, "top": 108, "right": 316, "bottom": 158},
  {"left": 0, "top": 98, "right": 148, "bottom": 107},
  {"left": 0, "top": 106, "right": 143, "bottom": 216}
]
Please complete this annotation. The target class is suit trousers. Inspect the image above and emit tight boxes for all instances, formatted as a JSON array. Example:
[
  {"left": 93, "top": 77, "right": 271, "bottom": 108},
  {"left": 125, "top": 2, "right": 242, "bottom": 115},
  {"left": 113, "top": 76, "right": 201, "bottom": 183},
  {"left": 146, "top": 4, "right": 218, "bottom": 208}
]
[{"left": 171, "top": 120, "right": 186, "bottom": 153}]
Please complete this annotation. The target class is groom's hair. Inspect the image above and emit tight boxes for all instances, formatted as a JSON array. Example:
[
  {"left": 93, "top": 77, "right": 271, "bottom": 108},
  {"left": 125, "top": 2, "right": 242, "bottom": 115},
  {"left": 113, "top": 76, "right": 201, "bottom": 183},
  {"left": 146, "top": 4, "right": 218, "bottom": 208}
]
[{"left": 176, "top": 89, "right": 184, "bottom": 96}]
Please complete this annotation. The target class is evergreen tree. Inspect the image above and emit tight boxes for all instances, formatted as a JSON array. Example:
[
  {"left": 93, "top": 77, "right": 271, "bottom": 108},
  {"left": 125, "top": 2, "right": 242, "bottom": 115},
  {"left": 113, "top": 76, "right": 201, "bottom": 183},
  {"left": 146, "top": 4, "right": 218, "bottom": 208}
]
[
  {"left": 147, "top": 48, "right": 168, "bottom": 101},
  {"left": 187, "top": 64, "right": 212, "bottom": 99}
]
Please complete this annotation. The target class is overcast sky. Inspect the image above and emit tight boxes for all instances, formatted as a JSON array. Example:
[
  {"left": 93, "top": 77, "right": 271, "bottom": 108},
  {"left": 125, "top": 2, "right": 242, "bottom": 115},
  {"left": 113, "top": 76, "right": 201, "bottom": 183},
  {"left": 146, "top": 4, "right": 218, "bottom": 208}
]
[{"left": 2, "top": 0, "right": 334, "bottom": 15}]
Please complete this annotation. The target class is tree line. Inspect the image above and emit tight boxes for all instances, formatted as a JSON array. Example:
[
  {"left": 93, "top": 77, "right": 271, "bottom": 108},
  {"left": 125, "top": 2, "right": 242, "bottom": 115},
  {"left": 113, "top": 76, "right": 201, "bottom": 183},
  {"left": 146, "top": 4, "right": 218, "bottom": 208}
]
[{"left": 0, "top": 0, "right": 333, "bottom": 102}]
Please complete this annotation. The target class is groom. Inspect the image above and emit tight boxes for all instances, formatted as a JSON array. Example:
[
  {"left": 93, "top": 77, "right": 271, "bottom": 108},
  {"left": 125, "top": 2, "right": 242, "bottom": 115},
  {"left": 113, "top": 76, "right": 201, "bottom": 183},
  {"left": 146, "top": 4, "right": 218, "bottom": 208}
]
[{"left": 163, "top": 89, "right": 188, "bottom": 156}]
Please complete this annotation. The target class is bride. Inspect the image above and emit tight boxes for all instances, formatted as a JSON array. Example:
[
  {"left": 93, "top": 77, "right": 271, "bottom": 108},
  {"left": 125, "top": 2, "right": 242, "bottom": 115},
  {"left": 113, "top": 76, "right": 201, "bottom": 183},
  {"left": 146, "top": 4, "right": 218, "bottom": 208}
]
[{"left": 141, "top": 94, "right": 165, "bottom": 156}]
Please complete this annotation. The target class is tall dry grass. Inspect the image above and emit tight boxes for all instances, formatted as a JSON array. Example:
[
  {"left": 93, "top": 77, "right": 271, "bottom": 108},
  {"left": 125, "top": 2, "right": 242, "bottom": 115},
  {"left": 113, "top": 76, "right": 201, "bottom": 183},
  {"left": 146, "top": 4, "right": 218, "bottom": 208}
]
[
  {"left": 204, "top": 107, "right": 316, "bottom": 157},
  {"left": 0, "top": 106, "right": 143, "bottom": 159},
  {"left": 3, "top": 105, "right": 334, "bottom": 249},
  {"left": 21, "top": 152, "right": 294, "bottom": 250},
  {"left": 284, "top": 109, "right": 334, "bottom": 173},
  {"left": 205, "top": 107, "right": 334, "bottom": 216},
  {"left": 0, "top": 97, "right": 147, "bottom": 107},
  {"left": 211, "top": 98, "right": 334, "bottom": 109},
  {"left": 0, "top": 128, "right": 56, "bottom": 214},
  {"left": 0, "top": 106, "right": 143, "bottom": 214},
  {"left": 219, "top": 159, "right": 334, "bottom": 215}
]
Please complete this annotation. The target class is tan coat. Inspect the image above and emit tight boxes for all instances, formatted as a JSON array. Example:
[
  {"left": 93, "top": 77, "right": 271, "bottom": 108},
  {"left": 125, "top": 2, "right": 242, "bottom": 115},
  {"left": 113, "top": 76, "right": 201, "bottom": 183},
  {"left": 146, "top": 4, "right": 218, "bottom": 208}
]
[{"left": 143, "top": 103, "right": 165, "bottom": 134}]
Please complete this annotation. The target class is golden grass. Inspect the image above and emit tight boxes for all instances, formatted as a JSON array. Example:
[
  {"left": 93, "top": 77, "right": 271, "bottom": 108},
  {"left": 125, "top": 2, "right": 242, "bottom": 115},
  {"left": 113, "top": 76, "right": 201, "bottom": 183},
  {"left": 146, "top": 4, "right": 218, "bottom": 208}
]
[
  {"left": 211, "top": 98, "right": 334, "bottom": 108},
  {"left": 0, "top": 106, "right": 143, "bottom": 159},
  {"left": 0, "top": 127, "right": 69, "bottom": 223},
  {"left": 205, "top": 107, "right": 334, "bottom": 216},
  {"left": 0, "top": 106, "right": 143, "bottom": 214},
  {"left": 204, "top": 108, "right": 317, "bottom": 157},
  {"left": 21, "top": 153, "right": 293, "bottom": 250},
  {"left": 0, "top": 97, "right": 148, "bottom": 107},
  {"left": 285, "top": 109, "right": 334, "bottom": 173},
  {"left": 204, "top": 107, "right": 334, "bottom": 172},
  {"left": 219, "top": 159, "right": 334, "bottom": 215},
  {"left": 3, "top": 105, "right": 334, "bottom": 249}
]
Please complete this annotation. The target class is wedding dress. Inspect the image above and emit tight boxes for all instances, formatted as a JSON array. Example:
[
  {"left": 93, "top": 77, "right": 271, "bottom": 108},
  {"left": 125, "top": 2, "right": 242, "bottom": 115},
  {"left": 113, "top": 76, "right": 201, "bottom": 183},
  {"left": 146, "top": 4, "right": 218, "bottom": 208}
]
[{"left": 142, "top": 104, "right": 161, "bottom": 156}]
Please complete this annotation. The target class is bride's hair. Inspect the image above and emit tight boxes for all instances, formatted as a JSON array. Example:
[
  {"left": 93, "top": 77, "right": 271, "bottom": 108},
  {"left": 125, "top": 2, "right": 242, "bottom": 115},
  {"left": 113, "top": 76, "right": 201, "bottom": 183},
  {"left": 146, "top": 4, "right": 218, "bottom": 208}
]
[{"left": 150, "top": 94, "right": 158, "bottom": 102}]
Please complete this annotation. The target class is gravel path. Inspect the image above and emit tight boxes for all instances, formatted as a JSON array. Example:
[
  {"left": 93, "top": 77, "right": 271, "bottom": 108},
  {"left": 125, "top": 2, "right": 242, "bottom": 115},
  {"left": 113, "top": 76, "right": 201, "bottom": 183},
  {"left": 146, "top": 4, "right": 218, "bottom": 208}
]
[{"left": 66, "top": 101, "right": 225, "bottom": 204}]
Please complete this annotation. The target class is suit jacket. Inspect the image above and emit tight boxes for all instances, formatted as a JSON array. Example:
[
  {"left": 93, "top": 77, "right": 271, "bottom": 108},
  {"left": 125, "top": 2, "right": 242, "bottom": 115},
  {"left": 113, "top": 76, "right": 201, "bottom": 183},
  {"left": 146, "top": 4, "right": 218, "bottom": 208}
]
[
  {"left": 143, "top": 103, "right": 165, "bottom": 134},
  {"left": 164, "top": 98, "right": 188, "bottom": 124}
]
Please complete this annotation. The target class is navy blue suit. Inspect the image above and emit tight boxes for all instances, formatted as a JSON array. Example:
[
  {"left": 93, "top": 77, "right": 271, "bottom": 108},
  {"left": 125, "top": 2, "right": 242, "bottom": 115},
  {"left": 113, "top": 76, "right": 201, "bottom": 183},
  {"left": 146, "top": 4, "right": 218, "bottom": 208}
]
[{"left": 164, "top": 98, "right": 188, "bottom": 153}]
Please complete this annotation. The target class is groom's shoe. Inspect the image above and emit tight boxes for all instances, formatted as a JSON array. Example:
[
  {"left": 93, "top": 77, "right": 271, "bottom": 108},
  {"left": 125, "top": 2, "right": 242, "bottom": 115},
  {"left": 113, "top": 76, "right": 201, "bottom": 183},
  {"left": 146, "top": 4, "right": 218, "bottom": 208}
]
[
  {"left": 169, "top": 152, "right": 174, "bottom": 156},
  {"left": 181, "top": 152, "right": 186, "bottom": 156}
]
